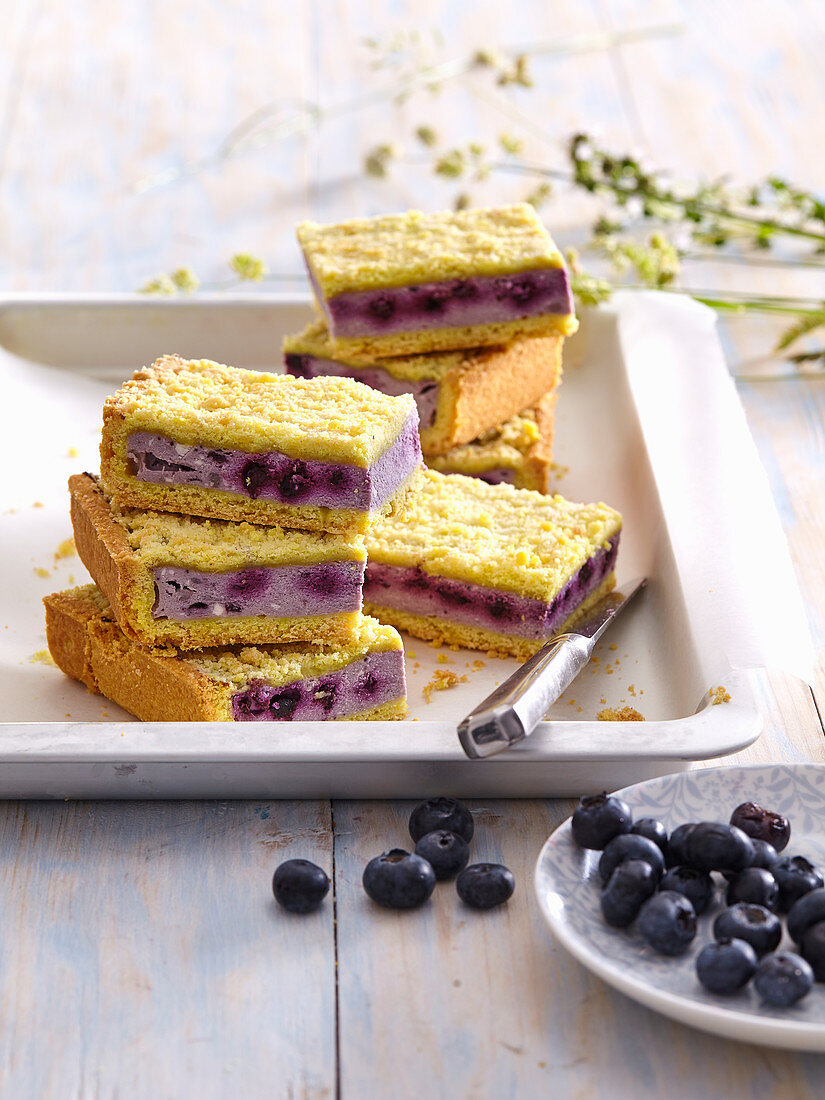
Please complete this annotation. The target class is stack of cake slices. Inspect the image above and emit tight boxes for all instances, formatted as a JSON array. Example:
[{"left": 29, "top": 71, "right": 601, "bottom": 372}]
[
  {"left": 43, "top": 355, "right": 422, "bottom": 722},
  {"left": 286, "top": 203, "right": 576, "bottom": 491},
  {"left": 293, "top": 204, "right": 622, "bottom": 660}
]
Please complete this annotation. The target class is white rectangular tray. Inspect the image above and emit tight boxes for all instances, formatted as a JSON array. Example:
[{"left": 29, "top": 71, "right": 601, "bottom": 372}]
[{"left": 0, "top": 293, "right": 764, "bottom": 797}]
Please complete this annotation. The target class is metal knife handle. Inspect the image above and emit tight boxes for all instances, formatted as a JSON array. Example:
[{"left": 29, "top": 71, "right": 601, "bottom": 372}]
[{"left": 457, "top": 632, "right": 594, "bottom": 759}]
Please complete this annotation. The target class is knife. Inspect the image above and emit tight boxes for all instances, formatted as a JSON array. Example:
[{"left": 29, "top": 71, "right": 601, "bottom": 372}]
[{"left": 457, "top": 577, "right": 647, "bottom": 759}]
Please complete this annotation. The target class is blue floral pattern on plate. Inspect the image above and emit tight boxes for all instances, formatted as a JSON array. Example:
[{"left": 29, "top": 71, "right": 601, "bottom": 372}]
[{"left": 534, "top": 764, "right": 825, "bottom": 1050}]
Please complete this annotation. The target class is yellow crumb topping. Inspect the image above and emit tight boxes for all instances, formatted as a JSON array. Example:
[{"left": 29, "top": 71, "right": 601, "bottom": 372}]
[
  {"left": 367, "top": 470, "right": 621, "bottom": 601},
  {"left": 189, "top": 614, "right": 402, "bottom": 687},
  {"left": 297, "top": 204, "right": 565, "bottom": 298},
  {"left": 597, "top": 706, "right": 645, "bottom": 721},
  {"left": 422, "top": 669, "right": 468, "bottom": 702},
  {"left": 711, "top": 685, "right": 731, "bottom": 705},
  {"left": 104, "top": 355, "right": 417, "bottom": 466},
  {"left": 428, "top": 409, "right": 542, "bottom": 478},
  {"left": 111, "top": 503, "right": 366, "bottom": 571}
]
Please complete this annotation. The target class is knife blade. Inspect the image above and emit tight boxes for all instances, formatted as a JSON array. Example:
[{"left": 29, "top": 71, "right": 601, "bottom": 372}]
[{"left": 457, "top": 577, "right": 647, "bottom": 760}]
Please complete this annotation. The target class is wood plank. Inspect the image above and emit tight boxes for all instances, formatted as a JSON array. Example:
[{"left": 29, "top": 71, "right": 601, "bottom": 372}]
[{"left": 0, "top": 799, "right": 336, "bottom": 1098}]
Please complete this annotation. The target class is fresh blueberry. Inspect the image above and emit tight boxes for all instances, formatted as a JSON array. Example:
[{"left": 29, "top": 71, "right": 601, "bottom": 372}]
[
  {"left": 278, "top": 460, "right": 314, "bottom": 501},
  {"left": 800, "top": 921, "right": 825, "bottom": 981},
  {"left": 726, "top": 867, "right": 779, "bottom": 911},
  {"left": 629, "top": 817, "right": 668, "bottom": 856},
  {"left": 409, "top": 797, "right": 474, "bottom": 844},
  {"left": 773, "top": 855, "right": 824, "bottom": 913},
  {"left": 713, "top": 903, "right": 782, "bottom": 957},
  {"left": 598, "top": 833, "right": 665, "bottom": 885},
  {"left": 787, "top": 887, "right": 825, "bottom": 944},
  {"left": 666, "top": 823, "right": 697, "bottom": 867},
  {"left": 637, "top": 891, "right": 697, "bottom": 956},
  {"left": 754, "top": 952, "right": 814, "bottom": 1006},
  {"left": 272, "top": 859, "right": 330, "bottom": 914},
  {"left": 414, "top": 830, "right": 470, "bottom": 880},
  {"left": 456, "top": 863, "right": 515, "bottom": 909},
  {"left": 660, "top": 866, "right": 715, "bottom": 916},
  {"left": 684, "top": 822, "right": 754, "bottom": 873},
  {"left": 600, "top": 859, "right": 657, "bottom": 928},
  {"left": 570, "top": 793, "right": 633, "bottom": 850},
  {"left": 730, "top": 801, "right": 791, "bottom": 853},
  {"left": 362, "top": 849, "right": 436, "bottom": 909},
  {"left": 750, "top": 838, "right": 779, "bottom": 870},
  {"left": 695, "top": 938, "right": 757, "bottom": 996}
]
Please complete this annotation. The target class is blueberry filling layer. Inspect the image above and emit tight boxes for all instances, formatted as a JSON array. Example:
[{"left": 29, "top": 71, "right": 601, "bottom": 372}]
[
  {"left": 152, "top": 560, "right": 364, "bottom": 621},
  {"left": 431, "top": 465, "right": 515, "bottom": 486},
  {"left": 313, "top": 267, "right": 573, "bottom": 339},
  {"left": 126, "top": 413, "right": 421, "bottom": 511},
  {"left": 231, "top": 649, "right": 405, "bottom": 721},
  {"left": 364, "top": 535, "right": 619, "bottom": 640},
  {"left": 285, "top": 353, "right": 440, "bottom": 430}
]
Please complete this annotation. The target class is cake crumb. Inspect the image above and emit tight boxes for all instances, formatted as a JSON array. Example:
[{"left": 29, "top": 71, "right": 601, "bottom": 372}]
[
  {"left": 711, "top": 685, "right": 731, "bottom": 705},
  {"left": 472, "top": 659, "right": 486, "bottom": 671},
  {"left": 407, "top": 649, "right": 417, "bottom": 659},
  {"left": 597, "top": 706, "right": 645, "bottom": 721},
  {"left": 428, "top": 639, "right": 443, "bottom": 650},
  {"left": 32, "top": 501, "right": 44, "bottom": 509},
  {"left": 599, "top": 695, "right": 607, "bottom": 704},
  {"left": 68, "top": 574, "right": 75, "bottom": 584},
  {"left": 67, "top": 447, "right": 79, "bottom": 458},
  {"left": 30, "top": 649, "right": 55, "bottom": 666},
  {"left": 568, "top": 698, "right": 576, "bottom": 706},
  {"left": 628, "top": 684, "right": 636, "bottom": 696},
  {"left": 609, "top": 643, "right": 618, "bottom": 651},
  {"left": 54, "top": 537, "right": 76, "bottom": 560},
  {"left": 423, "top": 670, "right": 468, "bottom": 702},
  {"left": 449, "top": 644, "right": 460, "bottom": 651},
  {"left": 34, "top": 567, "right": 51, "bottom": 578},
  {"left": 437, "top": 654, "right": 453, "bottom": 665}
]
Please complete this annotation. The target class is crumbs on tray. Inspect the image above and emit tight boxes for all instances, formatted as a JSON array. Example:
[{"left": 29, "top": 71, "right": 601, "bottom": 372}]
[
  {"left": 29, "top": 649, "right": 56, "bottom": 667},
  {"left": 54, "top": 537, "right": 76, "bottom": 560},
  {"left": 711, "top": 685, "right": 731, "bottom": 705},
  {"left": 422, "top": 669, "right": 468, "bottom": 703},
  {"left": 596, "top": 706, "right": 645, "bottom": 721}
]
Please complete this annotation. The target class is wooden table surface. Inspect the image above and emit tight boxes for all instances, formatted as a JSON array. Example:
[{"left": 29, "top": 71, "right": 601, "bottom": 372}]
[{"left": 2, "top": 1, "right": 825, "bottom": 1096}]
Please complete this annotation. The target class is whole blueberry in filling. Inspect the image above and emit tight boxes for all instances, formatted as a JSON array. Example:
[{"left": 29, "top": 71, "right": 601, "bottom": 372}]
[
  {"left": 298, "top": 568, "right": 342, "bottom": 597},
  {"left": 486, "top": 594, "right": 513, "bottom": 621},
  {"left": 229, "top": 568, "right": 270, "bottom": 596},
  {"left": 312, "top": 678, "right": 339, "bottom": 713},
  {"left": 422, "top": 288, "right": 450, "bottom": 313},
  {"left": 452, "top": 279, "right": 477, "bottom": 301},
  {"left": 242, "top": 460, "right": 273, "bottom": 498},
  {"left": 506, "top": 276, "right": 536, "bottom": 305},
  {"left": 359, "top": 672, "right": 380, "bottom": 697},
  {"left": 234, "top": 681, "right": 271, "bottom": 719},
  {"left": 369, "top": 294, "right": 396, "bottom": 322},
  {"left": 278, "top": 460, "right": 314, "bottom": 501},
  {"left": 269, "top": 685, "right": 302, "bottom": 719},
  {"left": 437, "top": 583, "right": 472, "bottom": 607}
]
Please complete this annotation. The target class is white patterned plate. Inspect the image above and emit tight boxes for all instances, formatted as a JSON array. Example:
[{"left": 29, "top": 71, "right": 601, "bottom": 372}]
[{"left": 535, "top": 764, "right": 825, "bottom": 1050}]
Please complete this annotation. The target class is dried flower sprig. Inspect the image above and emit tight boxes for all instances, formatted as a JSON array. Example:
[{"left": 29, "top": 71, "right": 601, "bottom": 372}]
[{"left": 141, "top": 255, "right": 267, "bottom": 295}]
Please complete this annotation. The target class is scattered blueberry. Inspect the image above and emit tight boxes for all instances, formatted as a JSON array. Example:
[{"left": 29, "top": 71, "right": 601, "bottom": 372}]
[
  {"left": 726, "top": 867, "right": 779, "bottom": 911},
  {"left": 754, "top": 952, "right": 814, "bottom": 1006},
  {"left": 666, "top": 823, "right": 696, "bottom": 867},
  {"left": 629, "top": 817, "right": 668, "bottom": 856},
  {"left": 456, "top": 863, "right": 515, "bottom": 909},
  {"left": 713, "top": 903, "right": 782, "bottom": 957},
  {"left": 362, "top": 849, "right": 436, "bottom": 909},
  {"left": 730, "top": 801, "right": 791, "bottom": 853},
  {"left": 414, "top": 830, "right": 470, "bottom": 880},
  {"left": 598, "top": 833, "right": 665, "bottom": 885},
  {"left": 684, "top": 822, "right": 754, "bottom": 873},
  {"left": 600, "top": 860, "right": 657, "bottom": 928},
  {"left": 749, "top": 838, "right": 779, "bottom": 870},
  {"left": 570, "top": 793, "right": 633, "bottom": 850},
  {"left": 800, "top": 921, "right": 825, "bottom": 981},
  {"left": 773, "top": 855, "right": 824, "bottom": 913},
  {"left": 660, "top": 866, "right": 715, "bottom": 916},
  {"left": 272, "top": 859, "right": 330, "bottom": 914},
  {"left": 787, "top": 888, "right": 825, "bottom": 945},
  {"left": 637, "top": 891, "right": 697, "bottom": 956},
  {"left": 696, "top": 938, "right": 757, "bottom": 995},
  {"left": 409, "top": 797, "right": 474, "bottom": 844}
]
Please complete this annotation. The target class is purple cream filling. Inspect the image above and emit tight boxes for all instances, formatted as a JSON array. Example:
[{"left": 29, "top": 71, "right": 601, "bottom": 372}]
[
  {"left": 126, "top": 412, "right": 421, "bottom": 512},
  {"left": 312, "top": 267, "right": 573, "bottom": 339},
  {"left": 364, "top": 535, "right": 620, "bottom": 640},
  {"left": 231, "top": 649, "right": 405, "bottom": 721},
  {"left": 285, "top": 353, "right": 440, "bottom": 430},
  {"left": 152, "top": 560, "right": 364, "bottom": 620}
]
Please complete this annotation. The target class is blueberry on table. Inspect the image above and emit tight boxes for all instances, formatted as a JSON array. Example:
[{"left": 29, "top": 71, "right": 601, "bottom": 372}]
[
  {"left": 730, "top": 801, "right": 791, "bottom": 853},
  {"left": 713, "top": 903, "right": 782, "bottom": 957},
  {"left": 666, "top": 823, "right": 697, "bottom": 868},
  {"left": 800, "top": 922, "right": 825, "bottom": 981},
  {"left": 600, "top": 859, "right": 657, "bottom": 928},
  {"left": 272, "top": 859, "right": 330, "bottom": 914},
  {"left": 363, "top": 849, "right": 436, "bottom": 910},
  {"left": 598, "top": 833, "right": 665, "bottom": 885},
  {"left": 414, "top": 830, "right": 470, "bottom": 880},
  {"left": 755, "top": 952, "right": 814, "bottom": 1006},
  {"left": 726, "top": 867, "right": 779, "bottom": 911},
  {"left": 570, "top": 793, "right": 633, "bottom": 850},
  {"left": 637, "top": 891, "right": 697, "bottom": 956},
  {"left": 409, "top": 797, "right": 474, "bottom": 844},
  {"left": 696, "top": 938, "right": 757, "bottom": 996},
  {"left": 629, "top": 817, "right": 668, "bottom": 855},
  {"left": 787, "top": 887, "right": 825, "bottom": 944},
  {"left": 684, "top": 822, "right": 754, "bottom": 873},
  {"left": 456, "top": 863, "right": 515, "bottom": 909},
  {"left": 660, "top": 866, "right": 714, "bottom": 916},
  {"left": 772, "top": 855, "right": 825, "bottom": 913}
]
